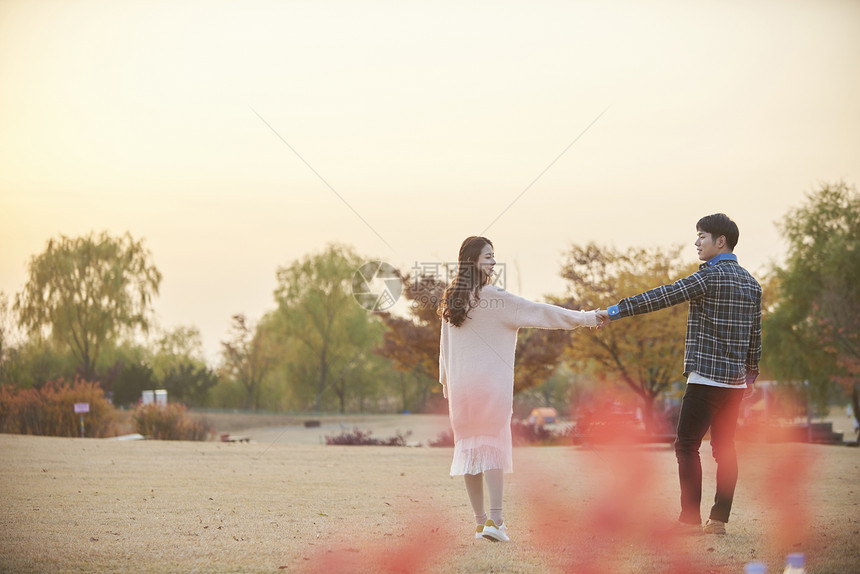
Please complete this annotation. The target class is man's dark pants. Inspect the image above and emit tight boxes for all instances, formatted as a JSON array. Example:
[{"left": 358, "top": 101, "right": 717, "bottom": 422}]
[{"left": 674, "top": 382, "right": 745, "bottom": 525}]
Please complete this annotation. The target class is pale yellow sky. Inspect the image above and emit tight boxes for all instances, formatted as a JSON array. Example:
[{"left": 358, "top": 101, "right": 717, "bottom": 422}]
[{"left": 1, "top": 0, "right": 859, "bottom": 363}]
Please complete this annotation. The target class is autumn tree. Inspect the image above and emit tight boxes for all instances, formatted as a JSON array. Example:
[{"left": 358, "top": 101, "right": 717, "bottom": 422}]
[
  {"left": 14, "top": 231, "right": 162, "bottom": 381},
  {"left": 272, "top": 244, "right": 384, "bottom": 412},
  {"left": 376, "top": 272, "right": 446, "bottom": 412},
  {"left": 220, "top": 314, "right": 273, "bottom": 410},
  {"left": 763, "top": 181, "right": 859, "bottom": 424},
  {"left": 560, "top": 243, "right": 698, "bottom": 432}
]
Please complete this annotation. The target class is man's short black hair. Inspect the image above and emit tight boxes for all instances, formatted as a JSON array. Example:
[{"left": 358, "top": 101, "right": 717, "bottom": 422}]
[{"left": 697, "top": 213, "right": 739, "bottom": 251}]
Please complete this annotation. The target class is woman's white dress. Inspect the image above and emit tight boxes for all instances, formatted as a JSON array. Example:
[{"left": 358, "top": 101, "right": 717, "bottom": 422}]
[{"left": 438, "top": 286, "right": 597, "bottom": 475}]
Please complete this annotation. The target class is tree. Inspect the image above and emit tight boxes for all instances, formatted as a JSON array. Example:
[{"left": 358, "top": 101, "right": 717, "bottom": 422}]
[
  {"left": 161, "top": 363, "right": 218, "bottom": 407},
  {"left": 150, "top": 325, "right": 207, "bottom": 379},
  {"left": 0, "top": 291, "right": 14, "bottom": 385},
  {"left": 376, "top": 272, "right": 446, "bottom": 412},
  {"left": 560, "top": 243, "right": 698, "bottom": 432},
  {"left": 148, "top": 326, "right": 216, "bottom": 406},
  {"left": 111, "top": 362, "right": 157, "bottom": 407},
  {"left": 220, "top": 314, "right": 273, "bottom": 411},
  {"left": 0, "top": 332, "right": 78, "bottom": 390},
  {"left": 272, "top": 244, "right": 384, "bottom": 412},
  {"left": 14, "top": 231, "right": 162, "bottom": 381},
  {"left": 514, "top": 327, "right": 578, "bottom": 396},
  {"left": 514, "top": 364, "right": 587, "bottom": 417},
  {"left": 763, "top": 181, "right": 860, "bottom": 423}
]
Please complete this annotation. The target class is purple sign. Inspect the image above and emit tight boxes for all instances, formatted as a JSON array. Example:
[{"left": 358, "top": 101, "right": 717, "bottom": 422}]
[{"left": 74, "top": 402, "right": 90, "bottom": 414}]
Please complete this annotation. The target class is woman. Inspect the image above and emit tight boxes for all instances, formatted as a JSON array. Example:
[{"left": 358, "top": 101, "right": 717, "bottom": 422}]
[{"left": 438, "top": 236, "right": 600, "bottom": 542}]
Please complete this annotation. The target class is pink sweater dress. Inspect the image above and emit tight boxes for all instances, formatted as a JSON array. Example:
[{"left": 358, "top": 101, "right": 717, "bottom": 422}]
[{"left": 439, "top": 286, "right": 597, "bottom": 475}]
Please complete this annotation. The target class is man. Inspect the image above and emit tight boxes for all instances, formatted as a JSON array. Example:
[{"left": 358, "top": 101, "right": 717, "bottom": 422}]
[{"left": 596, "top": 213, "right": 762, "bottom": 535}]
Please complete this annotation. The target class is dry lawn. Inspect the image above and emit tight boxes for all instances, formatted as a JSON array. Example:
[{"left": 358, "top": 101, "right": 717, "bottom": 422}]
[{"left": 1, "top": 417, "right": 858, "bottom": 573}]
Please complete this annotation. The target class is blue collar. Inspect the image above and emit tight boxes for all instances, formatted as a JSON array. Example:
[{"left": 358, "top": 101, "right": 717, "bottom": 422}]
[{"left": 706, "top": 253, "right": 737, "bottom": 266}]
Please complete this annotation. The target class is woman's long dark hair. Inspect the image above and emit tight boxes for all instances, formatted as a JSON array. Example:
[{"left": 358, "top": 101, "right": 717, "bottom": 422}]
[{"left": 439, "top": 236, "right": 493, "bottom": 327}]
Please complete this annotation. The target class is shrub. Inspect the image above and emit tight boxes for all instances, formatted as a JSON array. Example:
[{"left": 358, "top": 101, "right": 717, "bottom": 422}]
[
  {"left": 428, "top": 421, "right": 563, "bottom": 447},
  {"left": 133, "top": 403, "right": 213, "bottom": 441},
  {"left": 325, "top": 428, "right": 412, "bottom": 446},
  {"left": 0, "top": 377, "right": 118, "bottom": 437}
]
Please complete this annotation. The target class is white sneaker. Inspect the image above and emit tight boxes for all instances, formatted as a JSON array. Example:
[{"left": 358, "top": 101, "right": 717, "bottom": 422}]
[
  {"left": 481, "top": 519, "right": 510, "bottom": 542},
  {"left": 475, "top": 524, "right": 484, "bottom": 539}
]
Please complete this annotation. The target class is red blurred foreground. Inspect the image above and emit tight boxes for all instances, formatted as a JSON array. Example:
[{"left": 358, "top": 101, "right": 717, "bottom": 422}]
[
  {"left": 299, "top": 512, "right": 452, "bottom": 574},
  {"left": 300, "top": 391, "right": 818, "bottom": 573}
]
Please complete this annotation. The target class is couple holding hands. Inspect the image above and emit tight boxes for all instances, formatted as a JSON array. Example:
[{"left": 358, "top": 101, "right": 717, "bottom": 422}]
[{"left": 438, "top": 213, "right": 762, "bottom": 542}]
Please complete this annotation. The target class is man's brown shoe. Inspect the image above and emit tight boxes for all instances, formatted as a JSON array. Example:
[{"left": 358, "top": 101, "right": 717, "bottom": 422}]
[
  {"left": 659, "top": 521, "right": 703, "bottom": 537},
  {"left": 703, "top": 519, "right": 727, "bottom": 535}
]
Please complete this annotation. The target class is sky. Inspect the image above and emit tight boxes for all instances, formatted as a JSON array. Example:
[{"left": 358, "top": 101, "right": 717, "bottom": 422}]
[{"left": 1, "top": 0, "right": 859, "bottom": 364}]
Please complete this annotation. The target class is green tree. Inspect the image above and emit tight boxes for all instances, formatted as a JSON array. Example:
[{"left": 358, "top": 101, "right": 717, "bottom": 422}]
[
  {"left": 150, "top": 325, "right": 207, "bottom": 379},
  {"left": 560, "top": 243, "right": 698, "bottom": 432},
  {"left": 763, "top": 181, "right": 860, "bottom": 422},
  {"left": 272, "top": 244, "right": 384, "bottom": 412},
  {"left": 220, "top": 314, "right": 273, "bottom": 411},
  {"left": 150, "top": 326, "right": 216, "bottom": 406},
  {"left": 0, "top": 335, "right": 77, "bottom": 390},
  {"left": 161, "top": 363, "right": 218, "bottom": 407},
  {"left": 111, "top": 362, "right": 157, "bottom": 407},
  {"left": 514, "top": 327, "right": 578, "bottom": 396},
  {"left": 0, "top": 291, "right": 14, "bottom": 385},
  {"left": 513, "top": 364, "right": 587, "bottom": 417},
  {"left": 14, "top": 231, "right": 162, "bottom": 381}
]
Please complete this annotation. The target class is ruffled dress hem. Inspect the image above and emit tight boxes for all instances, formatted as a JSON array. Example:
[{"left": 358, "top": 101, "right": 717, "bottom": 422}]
[{"left": 449, "top": 434, "right": 513, "bottom": 476}]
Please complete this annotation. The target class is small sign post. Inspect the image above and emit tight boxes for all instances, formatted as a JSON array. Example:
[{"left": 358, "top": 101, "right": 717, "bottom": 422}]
[{"left": 74, "top": 402, "right": 90, "bottom": 438}]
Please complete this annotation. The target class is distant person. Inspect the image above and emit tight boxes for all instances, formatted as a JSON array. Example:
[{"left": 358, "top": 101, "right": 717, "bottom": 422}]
[
  {"left": 438, "top": 236, "right": 601, "bottom": 542},
  {"left": 597, "top": 213, "right": 762, "bottom": 536}
]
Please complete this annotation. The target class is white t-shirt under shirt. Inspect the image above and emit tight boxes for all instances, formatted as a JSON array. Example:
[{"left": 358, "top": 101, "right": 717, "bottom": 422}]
[{"left": 687, "top": 371, "right": 747, "bottom": 389}]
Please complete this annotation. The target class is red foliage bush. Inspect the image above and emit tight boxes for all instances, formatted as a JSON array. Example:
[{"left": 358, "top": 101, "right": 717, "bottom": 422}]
[
  {"left": 132, "top": 402, "right": 213, "bottom": 441},
  {"left": 325, "top": 428, "right": 412, "bottom": 446},
  {"left": 429, "top": 422, "right": 558, "bottom": 448},
  {"left": 0, "top": 378, "right": 118, "bottom": 437}
]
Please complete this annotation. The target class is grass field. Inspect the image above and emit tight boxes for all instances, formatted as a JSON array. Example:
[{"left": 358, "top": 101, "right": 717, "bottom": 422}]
[{"left": 1, "top": 415, "right": 858, "bottom": 573}]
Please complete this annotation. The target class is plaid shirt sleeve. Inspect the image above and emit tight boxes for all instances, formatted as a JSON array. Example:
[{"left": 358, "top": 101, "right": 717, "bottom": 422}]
[
  {"left": 615, "top": 271, "right": 709, "bottom": 317},
  {"left": 613, "top": 262, "right": 762, "bottom": 386}
]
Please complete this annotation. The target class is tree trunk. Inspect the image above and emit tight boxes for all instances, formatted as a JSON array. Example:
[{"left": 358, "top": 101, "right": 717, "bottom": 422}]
[
  {"left": 640, "top": 395, "right": 656, "bottom": 434},
  {"left": 244, "top": 380, "right": 255, "bottom": 411},
  {"left": 415, "top": 372, "right": 426, "bottom": 413},
  {"left": 315, "top": 347, "right": 328, "bottom": 412}
]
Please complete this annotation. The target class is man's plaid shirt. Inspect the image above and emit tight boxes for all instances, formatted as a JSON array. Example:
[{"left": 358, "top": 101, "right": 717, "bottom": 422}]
[{"left": 609, "top": 256, "right": 762, "bottom": 386}]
